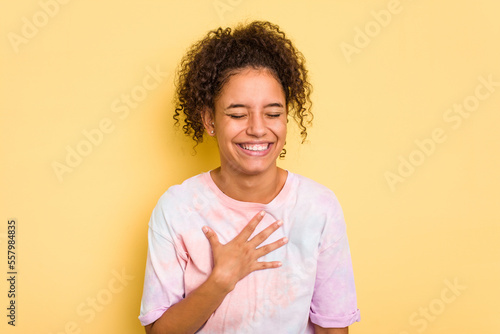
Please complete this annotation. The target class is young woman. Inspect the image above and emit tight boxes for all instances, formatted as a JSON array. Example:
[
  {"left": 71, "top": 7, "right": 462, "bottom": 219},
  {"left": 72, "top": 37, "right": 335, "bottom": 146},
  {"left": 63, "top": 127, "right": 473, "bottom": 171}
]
[{"left": 139, "top": 21, "right": 360, "bottom": 334}]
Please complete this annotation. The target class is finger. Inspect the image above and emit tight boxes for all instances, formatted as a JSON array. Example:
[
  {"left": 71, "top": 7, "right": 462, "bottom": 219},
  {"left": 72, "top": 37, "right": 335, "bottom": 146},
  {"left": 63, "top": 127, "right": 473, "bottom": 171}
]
[
  {"left": 248, "top": 219, "right": 283, "bottom": 248},
  {"left": 202, "top": 226, "right": 220, "bottom": 250},
  {"left": 236, "top": 210, "right": 266, "bottom": 242},
  {"left": 251, "top": 260, "right": 282, "bottom": 272},
  {"left": 255, "top": 237, "right": 288, "bottom": 258}
]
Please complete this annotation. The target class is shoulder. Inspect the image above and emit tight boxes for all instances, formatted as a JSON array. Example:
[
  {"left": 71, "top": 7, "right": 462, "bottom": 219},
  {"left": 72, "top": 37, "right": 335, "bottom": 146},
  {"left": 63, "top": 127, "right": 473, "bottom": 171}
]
[
  {"left": 150, "top": 173, "right": 209, "bottom": 229},
  {"left": 291, "top": 173, "right": 348, "bottom": 249},
  {"left": 156, "top": 173, "right": 208, "bottom": 207},
  {"left": 291, "top": 172, "right": 341, "bottom": 207},
  {"left": 289, "top": 172, "right": 345, "bottom": 227}
]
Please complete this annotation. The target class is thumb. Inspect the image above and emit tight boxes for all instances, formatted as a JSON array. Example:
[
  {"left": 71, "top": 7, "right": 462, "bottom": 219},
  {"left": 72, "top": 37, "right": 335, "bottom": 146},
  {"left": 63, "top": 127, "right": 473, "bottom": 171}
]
[{"left": 202, "top": 226, "right": 220, "bottom": 249}]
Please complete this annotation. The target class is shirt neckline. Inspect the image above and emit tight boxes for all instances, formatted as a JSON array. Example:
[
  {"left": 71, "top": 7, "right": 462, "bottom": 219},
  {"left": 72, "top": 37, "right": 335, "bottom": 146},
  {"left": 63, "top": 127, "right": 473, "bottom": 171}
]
[{"left": 202, "top": 170, "right": 294, "bottom": 210}]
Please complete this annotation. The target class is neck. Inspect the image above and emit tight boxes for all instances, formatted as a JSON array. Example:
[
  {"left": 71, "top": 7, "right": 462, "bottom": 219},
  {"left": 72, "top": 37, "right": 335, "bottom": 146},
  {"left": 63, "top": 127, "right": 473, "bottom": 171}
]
[{"left": 211, "top": 166, "right": 286, "bottom": 204}]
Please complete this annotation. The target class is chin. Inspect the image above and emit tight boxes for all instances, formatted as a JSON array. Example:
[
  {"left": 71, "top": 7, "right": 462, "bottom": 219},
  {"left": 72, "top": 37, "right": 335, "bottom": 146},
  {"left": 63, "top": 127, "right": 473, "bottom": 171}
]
[{"left": 233, "top": 161, "right": 277, "bottom": 176}]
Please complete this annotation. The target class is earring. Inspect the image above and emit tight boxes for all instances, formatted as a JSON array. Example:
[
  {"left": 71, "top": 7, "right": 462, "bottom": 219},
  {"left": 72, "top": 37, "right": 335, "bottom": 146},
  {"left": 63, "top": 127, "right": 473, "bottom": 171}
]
[{"left": 210, "top": 130, "right": 214, "bottom": 134}]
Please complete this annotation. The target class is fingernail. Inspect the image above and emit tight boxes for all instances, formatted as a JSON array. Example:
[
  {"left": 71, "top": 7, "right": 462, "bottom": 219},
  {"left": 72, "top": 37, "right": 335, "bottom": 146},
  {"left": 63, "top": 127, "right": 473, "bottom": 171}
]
[
  {"left": 276, "top": 262, "right": 282, "bottom": 267},
  {"left": 260, "top": 210, "right": 265, "bottom": 217},
  {"left": 202, "top": 226, "right": 208, "bottom": 233},
  {"left": 282, "top": 237, "right": 288, "bottom": 244},
  {"left": 276, "top": 220, "right": 283, "bottom": 227}
]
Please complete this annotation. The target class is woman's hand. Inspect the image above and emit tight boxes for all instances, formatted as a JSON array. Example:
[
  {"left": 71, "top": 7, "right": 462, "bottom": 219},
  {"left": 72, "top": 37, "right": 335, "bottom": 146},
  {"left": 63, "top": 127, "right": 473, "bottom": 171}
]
[
  {"left": 145, "top": 212, "right": 286, "bottom": 334},
  {"left": 202, "top": 211, "right": 287, "bottom": 293}
]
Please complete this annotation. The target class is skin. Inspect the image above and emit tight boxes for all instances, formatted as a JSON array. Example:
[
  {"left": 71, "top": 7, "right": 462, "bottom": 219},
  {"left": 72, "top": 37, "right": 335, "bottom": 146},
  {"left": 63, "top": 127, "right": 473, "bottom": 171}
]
[
  {"left": 203, "top": 67, "right": 289, "bottom": 204},
  {"left": 145, "top": 67, "right": 348, "bottom": 334},
  {"left": 145, "top": 211, "right": 285, "bottom": 334},
  {"left": 314, "top": 326, "right": 348, "bottom": 334}
]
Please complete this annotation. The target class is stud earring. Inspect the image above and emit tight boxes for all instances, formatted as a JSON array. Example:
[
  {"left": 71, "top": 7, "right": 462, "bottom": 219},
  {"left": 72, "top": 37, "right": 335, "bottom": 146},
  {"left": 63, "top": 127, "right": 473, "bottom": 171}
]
[{"left": 210, "top": 130, "right": 214, "bottom": 134}]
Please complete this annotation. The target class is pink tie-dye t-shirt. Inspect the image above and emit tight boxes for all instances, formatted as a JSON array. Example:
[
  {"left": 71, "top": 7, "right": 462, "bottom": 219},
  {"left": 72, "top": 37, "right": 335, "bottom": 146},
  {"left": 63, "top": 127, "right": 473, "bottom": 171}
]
[{"left": 139, "top": 171, "right": 360, "bottom": 333}]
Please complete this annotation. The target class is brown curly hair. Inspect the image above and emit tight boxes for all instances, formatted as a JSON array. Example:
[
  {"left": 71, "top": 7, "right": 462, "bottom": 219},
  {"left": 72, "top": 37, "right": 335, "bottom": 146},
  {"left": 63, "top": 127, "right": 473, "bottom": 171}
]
[{"left": 173, "top": 20, "right": 313, "bottom": 151}]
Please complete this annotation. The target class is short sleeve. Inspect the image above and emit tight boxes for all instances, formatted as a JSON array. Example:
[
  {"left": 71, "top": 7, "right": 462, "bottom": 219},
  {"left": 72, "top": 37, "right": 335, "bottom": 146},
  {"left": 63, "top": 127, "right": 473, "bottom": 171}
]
[
  {"left": 309, "top": 194, "right": 361, "bottom": 328},
  {"left": 138, "top": 200, "right": 187, "bottom": 326}
]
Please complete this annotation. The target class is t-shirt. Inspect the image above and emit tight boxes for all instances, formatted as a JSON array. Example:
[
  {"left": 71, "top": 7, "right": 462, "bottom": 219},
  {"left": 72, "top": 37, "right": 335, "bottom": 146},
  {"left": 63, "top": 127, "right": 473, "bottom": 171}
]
[{"left": 139, "top": 171, "right": 360, "bottom": 333}]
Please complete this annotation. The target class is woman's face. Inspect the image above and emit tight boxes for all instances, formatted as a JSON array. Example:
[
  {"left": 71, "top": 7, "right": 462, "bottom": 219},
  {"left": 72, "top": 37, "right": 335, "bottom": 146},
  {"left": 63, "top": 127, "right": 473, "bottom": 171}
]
[{"left": 205, "top": 67, "right": 287, "bottom": 177}]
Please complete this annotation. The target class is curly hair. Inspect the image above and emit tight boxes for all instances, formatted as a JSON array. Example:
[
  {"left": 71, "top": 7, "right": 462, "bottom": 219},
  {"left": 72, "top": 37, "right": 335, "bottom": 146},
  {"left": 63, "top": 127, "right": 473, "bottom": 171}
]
[{"left": 173, "top": 21, "right": 313, "bottom": 151}]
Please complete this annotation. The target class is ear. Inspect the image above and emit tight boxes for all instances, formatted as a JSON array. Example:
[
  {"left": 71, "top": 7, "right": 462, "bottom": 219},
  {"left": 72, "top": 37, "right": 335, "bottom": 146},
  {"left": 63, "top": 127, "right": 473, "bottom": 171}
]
[{"left": 201, "top": 108, "right": 216, "bottom": 137}]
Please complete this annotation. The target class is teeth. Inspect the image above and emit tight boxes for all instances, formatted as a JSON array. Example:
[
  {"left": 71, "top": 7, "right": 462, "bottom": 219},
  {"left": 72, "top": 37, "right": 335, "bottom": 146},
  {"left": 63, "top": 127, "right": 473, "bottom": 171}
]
[{"left": 240, "top": 144, "right": 269, "bottom": 151}]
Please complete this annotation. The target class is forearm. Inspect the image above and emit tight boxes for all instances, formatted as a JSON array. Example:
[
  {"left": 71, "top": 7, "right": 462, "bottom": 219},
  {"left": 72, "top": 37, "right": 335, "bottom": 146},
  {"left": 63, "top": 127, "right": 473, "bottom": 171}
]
[
  {"left": 313, "top": 324, "right": 348, "bottom": 334},
  {"left": 144, "top": 213, "right": 285, "bottom": 333},
  {"left": 146, "top": 274, "right": 231, "bottom": 334}
]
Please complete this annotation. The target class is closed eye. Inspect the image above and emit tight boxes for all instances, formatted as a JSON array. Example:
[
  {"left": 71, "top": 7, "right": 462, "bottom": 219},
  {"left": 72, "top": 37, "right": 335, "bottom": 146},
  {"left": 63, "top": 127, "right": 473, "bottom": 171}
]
[{"left": 227, "top": 114, "right": 246, "bottom": 119}]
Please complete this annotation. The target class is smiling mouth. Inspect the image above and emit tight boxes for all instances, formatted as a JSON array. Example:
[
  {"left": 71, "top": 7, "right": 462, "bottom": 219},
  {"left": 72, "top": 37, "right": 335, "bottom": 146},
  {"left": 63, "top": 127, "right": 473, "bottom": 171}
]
[{"left": 237, "top": 143, "right": 271, "bottom": 152}]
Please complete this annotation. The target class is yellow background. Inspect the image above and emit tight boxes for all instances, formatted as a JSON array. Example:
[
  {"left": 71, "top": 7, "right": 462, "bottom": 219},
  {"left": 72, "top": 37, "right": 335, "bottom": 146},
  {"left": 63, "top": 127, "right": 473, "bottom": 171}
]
[{"left": 1, "top": 0, "right": 499, "bottom": 333}]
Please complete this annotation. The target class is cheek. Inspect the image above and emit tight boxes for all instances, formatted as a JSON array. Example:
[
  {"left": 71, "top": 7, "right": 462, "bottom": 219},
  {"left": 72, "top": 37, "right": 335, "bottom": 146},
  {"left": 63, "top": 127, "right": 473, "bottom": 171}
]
[
  {"left": 215, "top": 123, "right": 240, "bottom": 142},
  {"left": 275, "top": 121, "right": 287, "bottom": 139}
]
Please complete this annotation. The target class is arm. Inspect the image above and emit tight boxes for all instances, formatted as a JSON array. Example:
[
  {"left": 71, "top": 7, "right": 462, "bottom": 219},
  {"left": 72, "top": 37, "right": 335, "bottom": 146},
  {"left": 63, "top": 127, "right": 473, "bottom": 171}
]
[
  {"left": 145, "top": 274, "right": 229, "bottom": 334},
  {"left": 309, "top": 194, "right": 360, "bottom": 330},
  {"left": 145, "top": 211, "right": 287, "bottom": 334},
  {"left": 313, "top": 324, "right": 348, "bottom": 334}
]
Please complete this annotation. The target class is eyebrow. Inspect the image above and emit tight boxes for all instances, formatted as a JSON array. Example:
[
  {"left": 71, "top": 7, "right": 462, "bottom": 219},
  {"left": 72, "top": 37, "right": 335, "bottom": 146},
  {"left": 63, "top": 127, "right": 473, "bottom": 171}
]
[{"left": 224, "top": 102, "right": 284, "bottom": 110}]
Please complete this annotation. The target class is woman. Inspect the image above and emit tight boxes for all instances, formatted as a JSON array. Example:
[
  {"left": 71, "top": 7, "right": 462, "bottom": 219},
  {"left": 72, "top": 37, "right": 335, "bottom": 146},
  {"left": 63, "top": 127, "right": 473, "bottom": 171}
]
[{"left": 139, "top": 21, "right": 360, "bottom": 333}]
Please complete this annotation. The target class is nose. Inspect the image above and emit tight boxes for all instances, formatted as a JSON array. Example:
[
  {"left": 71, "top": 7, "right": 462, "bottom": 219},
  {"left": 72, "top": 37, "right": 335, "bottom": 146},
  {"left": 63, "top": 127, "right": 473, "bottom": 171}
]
[{"left": 246, "top": 113, "right": 267, "bottom": 137}]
